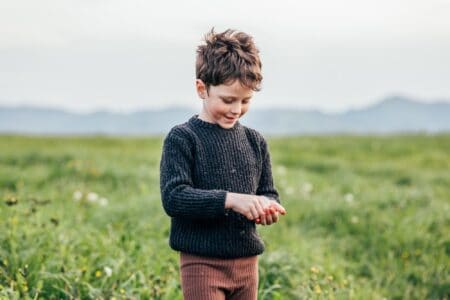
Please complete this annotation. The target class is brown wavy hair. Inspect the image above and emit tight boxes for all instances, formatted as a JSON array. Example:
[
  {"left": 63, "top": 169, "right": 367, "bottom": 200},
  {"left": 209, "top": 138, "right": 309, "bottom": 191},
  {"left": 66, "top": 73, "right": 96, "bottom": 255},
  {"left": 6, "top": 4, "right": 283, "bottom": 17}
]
[{"left": 196, "top": 28, "right": 263, "bottom": 92}]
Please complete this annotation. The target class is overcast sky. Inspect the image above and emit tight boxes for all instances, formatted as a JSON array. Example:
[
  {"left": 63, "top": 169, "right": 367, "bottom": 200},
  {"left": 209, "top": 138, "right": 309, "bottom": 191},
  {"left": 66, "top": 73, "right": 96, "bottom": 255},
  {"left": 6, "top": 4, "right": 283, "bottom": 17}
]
[{"left": 1, "top": 0, "right": 450, "bottom": 113}]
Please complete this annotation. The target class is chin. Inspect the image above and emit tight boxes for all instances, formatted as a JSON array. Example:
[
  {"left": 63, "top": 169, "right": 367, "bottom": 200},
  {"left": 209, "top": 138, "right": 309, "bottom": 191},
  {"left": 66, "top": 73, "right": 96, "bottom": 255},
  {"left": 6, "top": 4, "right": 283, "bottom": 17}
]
[{"left": 219, "top": 122, "right": 235, "bottom": 129}]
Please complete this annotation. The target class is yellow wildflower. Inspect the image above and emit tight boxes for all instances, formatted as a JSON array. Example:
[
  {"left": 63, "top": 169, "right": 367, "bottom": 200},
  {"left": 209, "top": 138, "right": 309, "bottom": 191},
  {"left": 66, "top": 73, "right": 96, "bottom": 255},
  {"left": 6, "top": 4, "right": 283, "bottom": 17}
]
[{"left": 314, "top": 284, "right": 322, "bottom": 294}]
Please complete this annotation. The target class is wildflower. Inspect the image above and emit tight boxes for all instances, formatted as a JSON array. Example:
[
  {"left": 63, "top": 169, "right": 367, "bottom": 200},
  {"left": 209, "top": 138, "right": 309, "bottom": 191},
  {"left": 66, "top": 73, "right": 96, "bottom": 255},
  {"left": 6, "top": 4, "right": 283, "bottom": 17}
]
[
  {"left": 95, "top": 270, "right": 102, "bottom": 277},
  {"left": 276, "top": 165, "right": 287, "bottom": 175},
  {"left": 285, "top": 186, "right": 294, "bottom": 195},
  {"left": 310, "top": 266, "right": 320, "bottom": 274},
  {"left": 344, "top": 193, "right": 354, "bottom": 203},
  {"left": 99, "top": 197, "right": 109, "bottom": 207},
  {"left": 104, "top": 266, "right": 112, "bottom": 277},
  {"left": 73, "top": 191, "right": 83, "bottom": 201},
  {"left": 302, "top": 182, "right": 313, "bottom": 194},
  {"left": 58, "top": 233, "right": 67, "bottom": 243},
  {"left": 87, "top": 192, "right": 99, "bottom": 203},
  {"left": 314, "top": 284, "right": 322, "bottom": 294}
]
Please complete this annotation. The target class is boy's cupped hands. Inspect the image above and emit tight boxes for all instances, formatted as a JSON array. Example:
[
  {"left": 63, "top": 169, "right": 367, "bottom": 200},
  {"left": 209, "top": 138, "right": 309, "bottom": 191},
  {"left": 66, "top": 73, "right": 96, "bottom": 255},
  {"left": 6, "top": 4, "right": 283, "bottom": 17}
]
[{"left": 225, "top": 193, "right": 286, "bottom": 226}]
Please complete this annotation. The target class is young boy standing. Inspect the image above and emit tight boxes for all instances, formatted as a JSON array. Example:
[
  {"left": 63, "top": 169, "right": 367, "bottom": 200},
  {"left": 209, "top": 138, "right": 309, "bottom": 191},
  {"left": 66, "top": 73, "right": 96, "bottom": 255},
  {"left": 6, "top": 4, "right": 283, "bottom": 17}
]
[{"left": 159, "top": 28, "right": 286, "bottom": 300}]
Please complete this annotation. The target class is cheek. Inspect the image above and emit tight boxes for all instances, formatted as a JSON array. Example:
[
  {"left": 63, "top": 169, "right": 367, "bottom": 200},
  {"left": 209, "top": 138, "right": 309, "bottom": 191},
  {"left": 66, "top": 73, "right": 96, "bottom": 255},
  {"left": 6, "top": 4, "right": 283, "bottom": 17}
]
[
  {"left": 216, "top": 104, "right": 231, "bottom": 114},
  {"left": 207, "top": 101, "right": 221, "bottom": 110}
]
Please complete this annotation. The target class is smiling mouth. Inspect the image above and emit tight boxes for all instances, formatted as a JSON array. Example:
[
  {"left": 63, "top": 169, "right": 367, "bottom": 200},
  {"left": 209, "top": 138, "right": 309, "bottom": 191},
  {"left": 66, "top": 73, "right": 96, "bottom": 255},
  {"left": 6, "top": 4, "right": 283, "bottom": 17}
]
[{"left": 225, "top": 116, "right": 237, "bottom": 122}]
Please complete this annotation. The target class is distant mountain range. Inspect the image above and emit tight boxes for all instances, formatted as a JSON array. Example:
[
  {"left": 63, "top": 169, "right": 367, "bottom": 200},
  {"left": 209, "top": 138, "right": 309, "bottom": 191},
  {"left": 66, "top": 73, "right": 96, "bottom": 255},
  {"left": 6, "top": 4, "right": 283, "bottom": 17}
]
[{"left": 1, "top": 95, "right": 449, "bottom": 135}]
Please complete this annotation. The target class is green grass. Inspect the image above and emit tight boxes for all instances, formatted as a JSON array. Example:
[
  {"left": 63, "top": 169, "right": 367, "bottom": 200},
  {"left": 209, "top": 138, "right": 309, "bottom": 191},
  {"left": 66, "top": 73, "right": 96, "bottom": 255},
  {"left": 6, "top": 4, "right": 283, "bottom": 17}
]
[{"left": 0, "top": 134, "right": 449, "bottom": 299}]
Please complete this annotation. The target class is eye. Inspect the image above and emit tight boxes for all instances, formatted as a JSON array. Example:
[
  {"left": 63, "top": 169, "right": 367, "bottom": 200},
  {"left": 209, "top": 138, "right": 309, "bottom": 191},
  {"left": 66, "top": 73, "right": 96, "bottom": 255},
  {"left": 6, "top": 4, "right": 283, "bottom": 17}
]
[
  {"left": 222, "top": 98, "right": 233, "bottom": 104},
  {"left": 242, "top": 99, "right": 250, "bottom": 105}
]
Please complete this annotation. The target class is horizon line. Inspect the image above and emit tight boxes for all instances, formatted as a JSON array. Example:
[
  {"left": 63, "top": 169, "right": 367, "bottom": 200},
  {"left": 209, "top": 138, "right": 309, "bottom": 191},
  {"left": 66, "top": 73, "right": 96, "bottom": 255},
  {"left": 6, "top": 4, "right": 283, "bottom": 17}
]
[{"left": 1, "top": 94, "right": 449, "bottom": 115}]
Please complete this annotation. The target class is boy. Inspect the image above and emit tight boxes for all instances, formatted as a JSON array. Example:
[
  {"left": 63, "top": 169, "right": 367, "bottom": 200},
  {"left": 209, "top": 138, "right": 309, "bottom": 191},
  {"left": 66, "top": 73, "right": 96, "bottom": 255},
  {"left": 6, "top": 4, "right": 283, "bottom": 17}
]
[{"left": 159, "top": 28, "right": 286, "bottom": 300}]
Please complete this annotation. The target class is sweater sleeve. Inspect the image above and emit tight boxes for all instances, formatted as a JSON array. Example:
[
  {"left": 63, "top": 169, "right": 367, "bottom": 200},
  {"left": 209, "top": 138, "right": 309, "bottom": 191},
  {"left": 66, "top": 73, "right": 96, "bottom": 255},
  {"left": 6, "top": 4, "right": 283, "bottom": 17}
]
[
  {"left": 256, "top": 136, "right": 280, "bottom": 203},
  {"left": 159, "top": 129, "right": 228, "bottom": 219}
]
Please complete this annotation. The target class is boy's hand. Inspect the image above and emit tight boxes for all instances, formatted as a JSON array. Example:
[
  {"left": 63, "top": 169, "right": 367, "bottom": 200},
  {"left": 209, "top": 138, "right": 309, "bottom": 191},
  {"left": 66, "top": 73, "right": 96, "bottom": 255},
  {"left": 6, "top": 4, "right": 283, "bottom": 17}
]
[
  {"left": 255, "top": 197, "right": 286, "bottom": 226},
  {"left": 225, "top": 193, "right": 266, "bottom": 221}
]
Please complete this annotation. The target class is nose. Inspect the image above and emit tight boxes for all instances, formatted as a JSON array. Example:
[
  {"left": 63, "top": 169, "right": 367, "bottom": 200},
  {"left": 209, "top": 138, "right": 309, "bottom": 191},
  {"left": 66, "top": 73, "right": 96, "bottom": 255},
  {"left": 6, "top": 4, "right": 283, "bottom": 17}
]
[{"left": 230, "top": 102, "right": 241, "bottom": 115}]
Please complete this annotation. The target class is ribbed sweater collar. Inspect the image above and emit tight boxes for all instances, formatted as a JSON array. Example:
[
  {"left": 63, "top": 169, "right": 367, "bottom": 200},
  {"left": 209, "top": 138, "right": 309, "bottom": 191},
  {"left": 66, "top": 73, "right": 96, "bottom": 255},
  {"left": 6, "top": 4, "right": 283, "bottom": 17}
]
[{"left": 188, "top": 114, "right": 241, "bottom": 132}]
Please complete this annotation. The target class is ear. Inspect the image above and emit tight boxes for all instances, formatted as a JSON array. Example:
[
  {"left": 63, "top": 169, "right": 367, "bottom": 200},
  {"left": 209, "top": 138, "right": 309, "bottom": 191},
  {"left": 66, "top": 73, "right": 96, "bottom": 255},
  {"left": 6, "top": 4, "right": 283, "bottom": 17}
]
[{"left": 195, "top": 79, "right": 207, "bottom": 99}]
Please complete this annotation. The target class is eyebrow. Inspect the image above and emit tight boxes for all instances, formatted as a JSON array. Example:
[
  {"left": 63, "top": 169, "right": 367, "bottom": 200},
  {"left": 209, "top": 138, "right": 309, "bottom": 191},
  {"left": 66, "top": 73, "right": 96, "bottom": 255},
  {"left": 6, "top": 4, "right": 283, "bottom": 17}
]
[{"left": 220, "top": 95, "right": 252, "bottom": 100}]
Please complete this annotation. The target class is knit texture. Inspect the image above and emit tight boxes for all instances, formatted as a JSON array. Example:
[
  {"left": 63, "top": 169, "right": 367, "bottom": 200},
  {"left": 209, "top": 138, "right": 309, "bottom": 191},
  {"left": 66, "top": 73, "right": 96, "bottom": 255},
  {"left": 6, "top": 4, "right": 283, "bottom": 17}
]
[{"left": 159, "top": 114, "right": 280, "bottom": 258}]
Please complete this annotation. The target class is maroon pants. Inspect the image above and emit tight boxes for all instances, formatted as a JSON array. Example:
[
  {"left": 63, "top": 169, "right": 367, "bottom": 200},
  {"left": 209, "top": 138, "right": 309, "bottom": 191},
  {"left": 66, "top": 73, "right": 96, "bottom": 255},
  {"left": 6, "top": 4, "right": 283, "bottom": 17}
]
[{"left": 179, "top": 252, "right": 259, "bottom": 300}]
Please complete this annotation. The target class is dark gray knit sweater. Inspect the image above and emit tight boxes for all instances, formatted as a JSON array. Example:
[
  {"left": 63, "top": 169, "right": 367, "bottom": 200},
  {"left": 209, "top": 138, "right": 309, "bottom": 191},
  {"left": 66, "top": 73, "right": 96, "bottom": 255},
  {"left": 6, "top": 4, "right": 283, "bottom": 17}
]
[{"left": 159, "top": 115, "right": 280, "bottom": 259}]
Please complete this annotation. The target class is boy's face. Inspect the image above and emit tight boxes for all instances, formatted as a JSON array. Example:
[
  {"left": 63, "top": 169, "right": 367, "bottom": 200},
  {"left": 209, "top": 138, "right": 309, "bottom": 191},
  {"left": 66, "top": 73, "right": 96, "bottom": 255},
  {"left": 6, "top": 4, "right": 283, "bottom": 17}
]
[{"left": 196, "top": 79, "right": 254, "bottom": 129}]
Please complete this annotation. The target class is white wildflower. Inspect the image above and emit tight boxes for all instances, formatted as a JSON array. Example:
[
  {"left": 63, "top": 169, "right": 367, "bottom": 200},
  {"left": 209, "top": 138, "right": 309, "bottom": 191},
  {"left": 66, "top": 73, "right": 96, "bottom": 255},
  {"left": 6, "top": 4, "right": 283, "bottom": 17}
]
[
  {"left": 104, "top": 266, "right": 112, "bottom": 277},
  {"left": 344, "top": 193, "right": 354, "bottom": 203},
  {"left": 58, "top": 233, "right": 67, "bottom": 243},
  {"left": 285, "top": 187, "right": 294, "bottom": 195},
  {"left": 351, "top": 216, "right": 359, "bottom": 224},
  {"left": 276, "top": 165, "right": 287, "bottom": 175},
  {"left": 87, "top": 192, "right": 99, "bottom": 203},
  {"left": 302, "top": 182, "right": 313, "bottom": 194},
  {"left": 99, "top": 197, "right": 109, "bottom": 207},
  {"left": 73, "top": 191, "right": 83, "bottom": 201}
]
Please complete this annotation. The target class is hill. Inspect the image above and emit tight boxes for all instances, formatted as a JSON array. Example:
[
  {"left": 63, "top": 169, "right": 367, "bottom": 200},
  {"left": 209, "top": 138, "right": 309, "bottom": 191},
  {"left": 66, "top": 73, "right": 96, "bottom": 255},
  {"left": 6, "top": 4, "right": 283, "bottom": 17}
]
[{"left": 1, "top": 95, "right": 449, "bottom": 135}]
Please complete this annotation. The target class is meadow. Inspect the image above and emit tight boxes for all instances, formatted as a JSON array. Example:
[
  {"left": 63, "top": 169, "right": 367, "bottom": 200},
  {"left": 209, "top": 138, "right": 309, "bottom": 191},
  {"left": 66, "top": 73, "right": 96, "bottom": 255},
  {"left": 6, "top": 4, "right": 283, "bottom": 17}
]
[{"left": 0, "top": 134, "right": 449, "bottom": 299}]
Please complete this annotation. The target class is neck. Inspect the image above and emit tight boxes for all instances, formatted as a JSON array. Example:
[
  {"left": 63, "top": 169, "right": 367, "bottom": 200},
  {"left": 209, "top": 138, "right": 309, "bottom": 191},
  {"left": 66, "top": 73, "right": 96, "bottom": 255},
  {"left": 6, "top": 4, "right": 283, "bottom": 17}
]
[{"left": 198, "top": 110, "right": 214, "bottom": 124}]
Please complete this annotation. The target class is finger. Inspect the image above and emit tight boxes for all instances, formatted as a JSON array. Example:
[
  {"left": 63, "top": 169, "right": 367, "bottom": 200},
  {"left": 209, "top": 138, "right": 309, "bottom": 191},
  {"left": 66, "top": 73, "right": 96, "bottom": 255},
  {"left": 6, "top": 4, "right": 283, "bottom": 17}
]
[
  {"left": 246, "top": 207, "right": 257, "bottom": 220},
  {"left": 270, "top": 202, "right": 287, "bottom": 215},
  {"left": 265, "top": 212, "right": 273, "bottom": 225},
  {"left": 250, "top": 206, "right": 259, "bottom": 220},
  {"left": 272, "top": 212, "right": 279, "bottom": 223},
  {"left": 260, "top": 214, "right": 267, "bottom": 226},
  {"left": 255, "top": 198, "right": 266, "bottom": 217},
  {"left": 271, "top": 203, "right": 286, "bottom": 215}
]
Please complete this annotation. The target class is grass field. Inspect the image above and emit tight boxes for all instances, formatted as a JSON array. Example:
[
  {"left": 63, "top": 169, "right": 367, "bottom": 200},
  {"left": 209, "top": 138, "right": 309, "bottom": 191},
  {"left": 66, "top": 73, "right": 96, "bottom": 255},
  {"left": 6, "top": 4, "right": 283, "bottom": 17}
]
[{"left": 0, "top": 134, "right": 449, "bottom": 299}]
